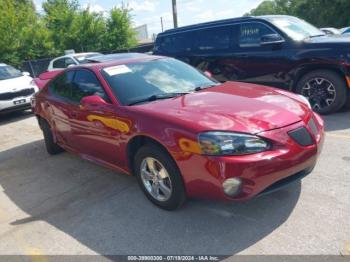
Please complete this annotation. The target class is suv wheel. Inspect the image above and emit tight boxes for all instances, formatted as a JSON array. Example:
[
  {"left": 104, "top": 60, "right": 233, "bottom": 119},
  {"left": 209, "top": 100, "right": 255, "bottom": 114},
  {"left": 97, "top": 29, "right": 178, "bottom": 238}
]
[
  {"left": 296, "top": 70, "right": 347, "bottom": 114},
  {"left": 134, "top": 145, "right": 186, "bottom": 210},
  {"left": 41, "top": 120, "right": 64, "bottom": 155}
]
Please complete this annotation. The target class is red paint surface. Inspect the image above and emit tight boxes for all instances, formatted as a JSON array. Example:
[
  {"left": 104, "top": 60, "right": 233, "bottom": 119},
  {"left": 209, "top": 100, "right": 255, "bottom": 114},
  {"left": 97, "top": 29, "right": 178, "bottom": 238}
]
[{"left": 33, "top": 58, "right": 324, "bottom": 200}]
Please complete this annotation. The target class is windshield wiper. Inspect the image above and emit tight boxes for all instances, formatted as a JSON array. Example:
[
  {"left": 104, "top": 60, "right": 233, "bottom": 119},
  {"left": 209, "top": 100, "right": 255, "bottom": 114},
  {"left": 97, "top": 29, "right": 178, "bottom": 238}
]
[
  {"left": 306, "top": 34, "right": 326, "bottom": 39},
  {"left": 194, "top": 84, "right": 219, "bottom": 91},
  {"left": 128, "top": 92, "right": 191, "bottom": 106}
]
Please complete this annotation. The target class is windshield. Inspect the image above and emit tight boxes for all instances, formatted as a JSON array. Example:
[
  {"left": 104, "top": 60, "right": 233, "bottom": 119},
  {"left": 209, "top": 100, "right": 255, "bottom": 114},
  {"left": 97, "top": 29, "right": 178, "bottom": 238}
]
[
  {"left": 265, "top": 16, "right": 325, "bottom": 41},
  {"left": 74, "top": 53, "right": 101, "bottom": 64},
  {"left": 0, "top": 65, "right": 22, "bottom": 80},
  {"left": 102, "top": 58, "right": 218, "bottom": 106}
]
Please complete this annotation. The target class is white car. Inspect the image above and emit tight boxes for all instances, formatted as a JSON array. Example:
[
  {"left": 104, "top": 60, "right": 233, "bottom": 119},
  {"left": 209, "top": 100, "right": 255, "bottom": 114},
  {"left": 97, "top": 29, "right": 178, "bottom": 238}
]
[
  {"left": 47, "top": 52, "right": 101, "bottom": 71},
  {"left": 320, "top": 27, "right": 341, "bottom": 35},
  {"left": 0, "top": 63, "right": 38, "bottom": 114}
]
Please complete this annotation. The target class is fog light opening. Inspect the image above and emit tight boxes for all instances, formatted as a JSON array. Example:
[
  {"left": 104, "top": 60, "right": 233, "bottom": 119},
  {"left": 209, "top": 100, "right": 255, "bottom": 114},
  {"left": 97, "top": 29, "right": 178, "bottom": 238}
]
[{"left": 222, "top": 178, "right": 242, "bottom": 197}]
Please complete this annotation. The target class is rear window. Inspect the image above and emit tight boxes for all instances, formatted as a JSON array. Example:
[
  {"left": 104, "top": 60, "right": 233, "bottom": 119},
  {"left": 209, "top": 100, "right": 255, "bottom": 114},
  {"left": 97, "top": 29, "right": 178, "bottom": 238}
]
[{"left": 158, "top": 33, "right": 192, "bottom": 53}]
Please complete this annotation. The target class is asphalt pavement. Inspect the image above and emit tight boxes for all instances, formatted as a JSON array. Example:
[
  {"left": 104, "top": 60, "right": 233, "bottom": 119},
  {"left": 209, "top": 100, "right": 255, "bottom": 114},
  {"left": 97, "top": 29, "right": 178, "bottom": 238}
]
[{"left": 0, "top": 109, "right": 349, "bottom": 256}]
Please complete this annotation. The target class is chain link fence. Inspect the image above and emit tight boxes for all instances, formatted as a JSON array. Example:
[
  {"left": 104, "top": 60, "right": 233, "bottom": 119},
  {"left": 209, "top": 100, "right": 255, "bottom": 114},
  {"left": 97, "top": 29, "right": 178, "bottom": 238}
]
[{"left": 21, "top": 43, "right": 155, "bottom": 77}]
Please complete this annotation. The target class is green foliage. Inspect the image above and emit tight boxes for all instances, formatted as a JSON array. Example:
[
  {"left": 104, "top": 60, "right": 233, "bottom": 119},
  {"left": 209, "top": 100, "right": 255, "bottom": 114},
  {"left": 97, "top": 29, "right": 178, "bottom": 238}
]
[
  {"left": 104, "top": 7, "right": 138, "bottom": 51},
  {"left": 0, "top": 0, "right": 52, "bottom": 66},
  {"left": 246, "top": 0, "right": 350, "bottom": 28},
  {"left": 71, "top": 8, "right": 107, "bottom": 52},
  {"left": 0, "top": 0, "right": 137, "bottom": 66},
  {"left": 42, "top": 0, "right": 79, "bottom": 53}
]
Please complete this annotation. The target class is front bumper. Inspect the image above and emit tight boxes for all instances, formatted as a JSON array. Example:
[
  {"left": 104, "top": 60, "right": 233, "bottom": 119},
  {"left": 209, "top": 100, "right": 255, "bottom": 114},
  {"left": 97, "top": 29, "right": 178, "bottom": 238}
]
[
  {"left": 0, "top": 95, "right": 34, "bottom": 113},
  {"left": 178, "top": 112, "right": 324, "bottom": 200}
]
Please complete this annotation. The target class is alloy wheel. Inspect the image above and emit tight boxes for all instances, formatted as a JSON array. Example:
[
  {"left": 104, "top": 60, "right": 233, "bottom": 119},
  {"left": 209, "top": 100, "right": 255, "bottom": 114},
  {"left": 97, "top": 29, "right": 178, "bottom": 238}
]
[
  {"left": 140, "top": 157, "right": 173, "bottom": 202},
  {"left": 301, "top": 77, "right": 336, "bottom": 111}
]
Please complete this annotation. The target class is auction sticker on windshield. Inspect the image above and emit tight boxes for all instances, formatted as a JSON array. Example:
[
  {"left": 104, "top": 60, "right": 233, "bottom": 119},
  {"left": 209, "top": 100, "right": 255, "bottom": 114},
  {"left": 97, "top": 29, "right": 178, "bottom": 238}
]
[{"left": 104, "top": 65, "right": 132, "bottom": 76}]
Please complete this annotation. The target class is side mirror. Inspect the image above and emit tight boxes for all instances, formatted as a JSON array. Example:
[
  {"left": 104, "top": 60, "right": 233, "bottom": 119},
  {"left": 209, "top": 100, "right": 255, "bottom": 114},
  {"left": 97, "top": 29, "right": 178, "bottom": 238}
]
[
  {"left": 22, "top": 72, "right": 30, "bottom": 76},
  {"left": 80, "top": 95, "right": 107, "bottom": 109},
  {"left": 260, "top": 34, "right": 284, "bottom": 45}
]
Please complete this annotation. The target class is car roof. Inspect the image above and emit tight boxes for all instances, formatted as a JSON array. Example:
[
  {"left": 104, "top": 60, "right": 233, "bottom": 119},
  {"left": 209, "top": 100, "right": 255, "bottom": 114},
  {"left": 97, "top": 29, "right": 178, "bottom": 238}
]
[
  {"left": 86, "top": 53, "right": 150, "bottom": 63},
  {"left": 53, "top": 52, "right": 100, "bottom": 60},
  {"left": 75, "top": 54, "right": 164, "bottom": 70},
  {"left": 157, "top": 15, "right": 297, "bottom": 36},
  {"left": 158, "top": 16, "right": 255, "bottom": 36}
]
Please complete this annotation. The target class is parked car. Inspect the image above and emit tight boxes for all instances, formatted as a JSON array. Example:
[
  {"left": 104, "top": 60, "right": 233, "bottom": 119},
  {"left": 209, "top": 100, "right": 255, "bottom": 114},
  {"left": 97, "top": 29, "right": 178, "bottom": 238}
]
[
  {"left": 32, "top": 55, "right": 324, "bottom": 210},
  {"left": 33, "top": 70, "right": 63, "bottom": 89},
  {"left": 0, "top": 63, "right": 38, "bottom": 114},
  {"left": 341, "top": 27, "right": 350, "bottom": 35},
  {"left": 47, "top": 52, "right": 101, "bottom": 71},
  {"left": 34, "top": 53, "right": 148, "bottom": 89},
  {"left": 320, "top": 27, "right": 341, "bottom": 35},
  {"left": 154, "top": 15, "right": 350, "bottom": 114}
]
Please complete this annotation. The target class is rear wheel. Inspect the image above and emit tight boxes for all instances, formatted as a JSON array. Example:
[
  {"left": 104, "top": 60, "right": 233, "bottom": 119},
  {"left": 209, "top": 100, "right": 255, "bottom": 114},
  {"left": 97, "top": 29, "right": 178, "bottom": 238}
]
[
  {"left": 134, "top": 145, "right": 186, "bottom": 210},
  {"left": 41, "top": 120, "right": 64, "bottom": 155},
  {"left": 296, "top": 70, "right": 347, "bottom": 114}
]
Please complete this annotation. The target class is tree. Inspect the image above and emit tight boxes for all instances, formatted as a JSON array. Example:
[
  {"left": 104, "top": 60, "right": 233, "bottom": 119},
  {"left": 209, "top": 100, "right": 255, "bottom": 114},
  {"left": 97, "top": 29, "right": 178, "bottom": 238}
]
[
  {"left": 0, "top": 0, "right": 53, "bottom": 65},
  {"left": 0, "top": 0, "right": 138, "bottom": 66},
  {"left": 104, "top": 7, "right": 138, "bottom": 51},
  {"left": 246, "top": 0, "right": 350, "bottom": 28},
  {"left": 70, "top": 8, "right": 107, "bottom": 52},
  {"left": 42, "top": 0, "right": 79, "bottom": 53}
]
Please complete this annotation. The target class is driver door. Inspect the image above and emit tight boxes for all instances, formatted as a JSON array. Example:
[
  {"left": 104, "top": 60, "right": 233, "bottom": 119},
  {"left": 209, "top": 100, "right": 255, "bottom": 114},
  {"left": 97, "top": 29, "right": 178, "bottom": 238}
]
[
  {"left": 68, "top": 69, "right": 122, "bottom": 165},
  {"left": 233, "top": 22, "right": 292, "bottom": 89}
]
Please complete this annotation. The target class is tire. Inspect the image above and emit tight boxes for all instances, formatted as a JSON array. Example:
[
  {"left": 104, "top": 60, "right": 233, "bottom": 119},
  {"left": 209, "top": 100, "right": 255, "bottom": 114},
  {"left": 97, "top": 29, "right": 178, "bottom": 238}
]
[
  {"left": 296, "top": 70, "right": 347, "bottom": 114},
  {"left": 41, "top": 120, "right": 64, "bottom": 155},
  {"left": 344, "top": 93, "right": 350, "bottom": 110},
  {"left": 134, "top": 145, "right": 186, "bottom": 210}
]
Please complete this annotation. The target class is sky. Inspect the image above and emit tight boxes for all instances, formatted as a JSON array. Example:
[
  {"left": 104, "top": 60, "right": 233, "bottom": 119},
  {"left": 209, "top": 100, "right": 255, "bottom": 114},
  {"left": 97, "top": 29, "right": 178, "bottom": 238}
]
[{"left": 35, "top": 0, "right": 265, "bottom": 36}]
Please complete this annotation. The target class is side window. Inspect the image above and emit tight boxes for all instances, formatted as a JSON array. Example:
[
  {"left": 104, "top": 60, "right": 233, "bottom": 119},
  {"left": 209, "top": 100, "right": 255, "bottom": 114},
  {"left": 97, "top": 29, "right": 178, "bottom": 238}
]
[
  {"left": 50, "top": 71, "right": 75, "bottom": 99},
  {"left": 239, "top": 23, "right": 275, "bottom": 47},
  {"left": 65, "top": 58, "right": 76, "bottom": 67},
  {"left": 71, "top": 70, "right": 109, "bottom": 103},
  {"left": 195, "top": 26, "right": 231, "bottom": 51},
  {"left": 160, "top": 33, "right": 192, "bottom": 53},
  {"left": 53, "top": 58, "right": 65, "bottom": 69}
]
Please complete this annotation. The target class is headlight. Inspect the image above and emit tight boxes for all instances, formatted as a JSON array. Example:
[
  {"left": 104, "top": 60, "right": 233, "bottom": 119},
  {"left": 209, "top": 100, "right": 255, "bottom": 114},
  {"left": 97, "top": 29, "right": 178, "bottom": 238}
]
[
  {"left": 198, "top": 131, "right": 270, "bottom": 156},
  {"left": 298, "top": 95, "right": 312, "bottom": 109},
  {"left": 30, "top": 80, "right": 39, "bottom": 92}
]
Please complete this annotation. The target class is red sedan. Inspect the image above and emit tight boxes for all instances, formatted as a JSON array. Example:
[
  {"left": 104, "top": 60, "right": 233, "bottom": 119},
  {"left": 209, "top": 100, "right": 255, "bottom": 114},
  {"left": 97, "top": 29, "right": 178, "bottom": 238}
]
[{"left": 33, "top": 55, "right": 324, "bottom": 210}]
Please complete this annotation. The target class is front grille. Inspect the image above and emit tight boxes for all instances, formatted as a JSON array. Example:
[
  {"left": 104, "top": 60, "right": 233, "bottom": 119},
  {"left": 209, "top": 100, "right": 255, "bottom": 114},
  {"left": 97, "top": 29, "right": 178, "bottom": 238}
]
[
  {"left": 0, "top": 88, "right": 35, "bottom": 101},
  {"left": 288, "top": 127, "right": 314, "bottom": 146}
]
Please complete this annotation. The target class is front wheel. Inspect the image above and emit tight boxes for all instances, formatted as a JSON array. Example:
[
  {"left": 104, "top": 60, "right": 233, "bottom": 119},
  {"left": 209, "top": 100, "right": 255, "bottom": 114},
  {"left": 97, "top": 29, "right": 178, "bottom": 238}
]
[
  {"left": 296, "top": 70, "right": 347, "bottom": 114},
  {"left": 134, "top": 145, "right": 186, "bottom": 210}
]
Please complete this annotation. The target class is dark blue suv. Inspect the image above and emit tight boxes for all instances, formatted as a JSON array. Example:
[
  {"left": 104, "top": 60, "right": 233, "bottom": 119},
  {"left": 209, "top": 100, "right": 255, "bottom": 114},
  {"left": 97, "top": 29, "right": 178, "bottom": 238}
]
[{"left": 154, "top": 15, "right": 350, "bottom": 114}]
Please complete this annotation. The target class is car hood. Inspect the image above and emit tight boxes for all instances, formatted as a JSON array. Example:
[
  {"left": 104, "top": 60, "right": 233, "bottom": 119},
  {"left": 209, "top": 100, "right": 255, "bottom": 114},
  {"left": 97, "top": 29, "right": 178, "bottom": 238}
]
[
  {"left": 0, "top": 75, "right": 33, "bottom": 93},
  {"left": 136, "top": 82, "right": 310, "bottom": 134},
  {"left": 304, "top": 34, "right": 350, "bottom": 44}
]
